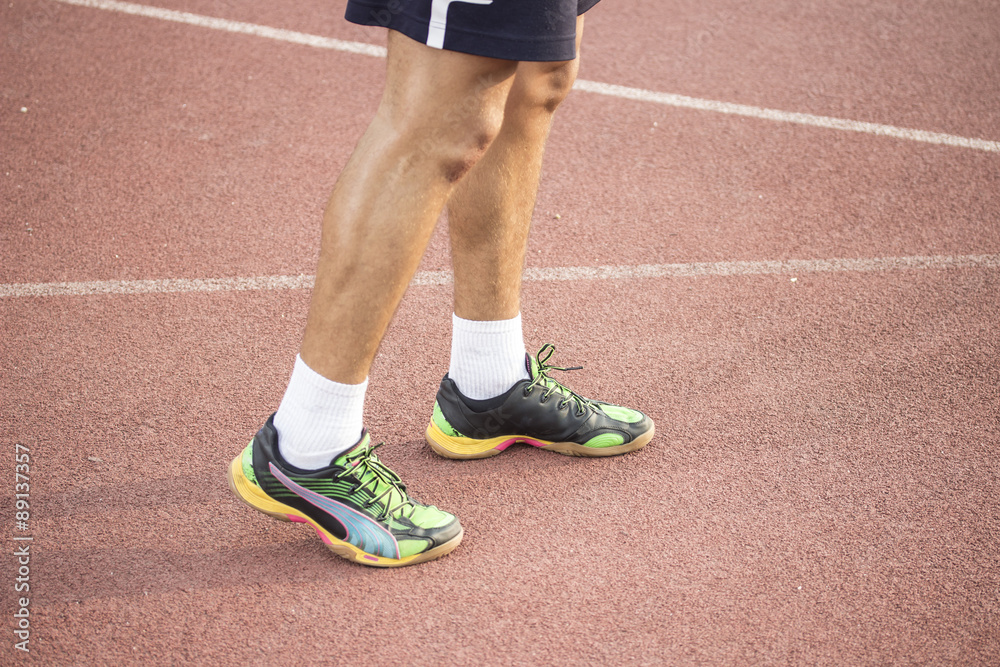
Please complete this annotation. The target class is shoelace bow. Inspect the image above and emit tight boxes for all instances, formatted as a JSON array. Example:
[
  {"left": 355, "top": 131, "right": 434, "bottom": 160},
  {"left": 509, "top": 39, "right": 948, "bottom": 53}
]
[
  {"left": 526, "top": 344, "right": 599, "bottom": 417},
  {"left": 335, "top": 442, "right": 413, "bottom": 522}
]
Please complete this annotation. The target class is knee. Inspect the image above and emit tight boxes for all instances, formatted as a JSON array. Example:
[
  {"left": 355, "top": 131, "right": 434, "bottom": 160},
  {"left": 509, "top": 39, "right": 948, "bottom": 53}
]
[
  {"left": 380, "top": 78, "right": 511, "bottom": 183},
  {"left": 436, "top": 105, "right": 506, "bottom": 182},
  {"left": 514, "top": 58, "right": 580, "bottom": 114}
]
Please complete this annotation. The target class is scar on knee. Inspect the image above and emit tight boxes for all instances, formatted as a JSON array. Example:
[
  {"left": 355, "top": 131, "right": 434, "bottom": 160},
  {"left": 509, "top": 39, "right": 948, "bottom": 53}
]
[
  {"left": 442, "top": 130, "right": 496, "bottom": 183},
  {"left": 442, "top": 153, "right": 480, "bottom": 183}
]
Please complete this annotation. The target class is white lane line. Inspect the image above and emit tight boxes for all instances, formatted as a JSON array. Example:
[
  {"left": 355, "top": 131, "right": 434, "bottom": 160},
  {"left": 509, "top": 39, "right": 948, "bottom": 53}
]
[
  {"left": 51, "top": 0, "right": 1000, "bottom": 153},
  {"left": 572, "top": 81, "right": 1000, "bottom": 153},
  {"left": 3, "top": 254, "right": 997, "bottom": 298},
  {"left": 53, "top": 0, "right": 387, "bottom": 56},
  {"left": 525, "top": 253, "right": 1000, "bottom": 280}
]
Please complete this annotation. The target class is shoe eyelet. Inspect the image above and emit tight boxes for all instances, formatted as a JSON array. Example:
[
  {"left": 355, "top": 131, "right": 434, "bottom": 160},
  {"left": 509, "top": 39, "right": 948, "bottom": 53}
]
[
  {"left": 558, "top": 401, "right": 568, "bottom": 410},
  {"left": 523, "top": 388, "right": 533, "bottom": 397}
]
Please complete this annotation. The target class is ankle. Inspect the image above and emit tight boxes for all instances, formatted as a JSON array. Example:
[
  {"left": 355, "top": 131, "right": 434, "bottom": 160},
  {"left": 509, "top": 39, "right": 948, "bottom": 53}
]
[
  {"left": 448, "top": 313, "right": 530, "bottom": 400},
  {"left": 273, "top": 355, "right": 368, "bottom": 470}
]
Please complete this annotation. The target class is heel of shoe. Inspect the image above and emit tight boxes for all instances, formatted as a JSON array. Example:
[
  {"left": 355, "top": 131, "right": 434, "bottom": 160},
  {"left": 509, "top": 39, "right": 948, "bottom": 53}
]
[
  {"left": 424, "top": 421, "right": 511, "bottom": 459},
  {"left": 226, "top": 454, "right": 294, "bottom": 522}
]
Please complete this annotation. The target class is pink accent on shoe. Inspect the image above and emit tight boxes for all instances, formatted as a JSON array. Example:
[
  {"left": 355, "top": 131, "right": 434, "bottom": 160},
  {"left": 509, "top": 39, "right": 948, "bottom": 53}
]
[
  {"left": 493, "top": 437, "right": 548, "bottom": 451},
  {"left": 288, "top": 515, "right": 335, "bottom": 545}
]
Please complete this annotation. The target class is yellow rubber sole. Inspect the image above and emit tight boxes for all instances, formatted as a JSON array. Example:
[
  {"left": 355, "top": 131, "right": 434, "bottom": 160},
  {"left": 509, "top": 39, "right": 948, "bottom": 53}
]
[
  {"left": 425, "top": 421, "right": 654, "bottom": 460},
  {"left": 226, "top": 453, "right": 462, "bottom": 568}
]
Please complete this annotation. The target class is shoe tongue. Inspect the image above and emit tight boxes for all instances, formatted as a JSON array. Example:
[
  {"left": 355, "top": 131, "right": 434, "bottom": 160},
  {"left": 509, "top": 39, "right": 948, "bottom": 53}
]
[
  {"left": 526, "top": 353, "right": 558, "bottom": 391},
  {"left": 526, "top": 353, "right": 591, "bottom": 411},
  {"left": 332, "top": 431, "right": 371, "bottom": 466},
  {"left": 526, "top": 353, "right": 541, "bottom": 380}
]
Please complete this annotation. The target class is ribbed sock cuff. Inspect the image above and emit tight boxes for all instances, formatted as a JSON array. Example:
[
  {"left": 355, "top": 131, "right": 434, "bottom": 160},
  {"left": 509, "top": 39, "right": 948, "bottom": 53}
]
[
  {"left": 273, "top": 354, "right": 368, "bottom": 470},
  {"left": 448, "top": 313, "right": 529, "bottom": 400}
]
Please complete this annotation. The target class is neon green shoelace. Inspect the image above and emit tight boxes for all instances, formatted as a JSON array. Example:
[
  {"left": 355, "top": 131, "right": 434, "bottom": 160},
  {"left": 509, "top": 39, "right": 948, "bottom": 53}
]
[
  {"left": 526, "top": 344, "right": 599, "bottom": 418},
  {"left": 336, "top": 442, "right": 414, "bottom": 522}
]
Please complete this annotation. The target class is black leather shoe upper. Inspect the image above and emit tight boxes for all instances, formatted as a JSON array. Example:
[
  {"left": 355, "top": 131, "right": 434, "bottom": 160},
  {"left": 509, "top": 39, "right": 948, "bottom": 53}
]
[{"left": 435, "top": 374, "right": 652, "bottom": 445}]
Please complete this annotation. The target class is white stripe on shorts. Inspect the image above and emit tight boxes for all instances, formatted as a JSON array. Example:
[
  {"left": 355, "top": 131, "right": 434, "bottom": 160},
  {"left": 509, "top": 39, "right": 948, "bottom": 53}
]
[{"left": 427, "top": 0, "right": 494, "bottom": 49}]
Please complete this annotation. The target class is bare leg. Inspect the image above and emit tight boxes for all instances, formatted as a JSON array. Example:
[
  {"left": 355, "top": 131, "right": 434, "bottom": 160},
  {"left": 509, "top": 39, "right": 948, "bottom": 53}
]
[
  {"left": 448, "top": 17, "right": 584, "bottom": 321},
  {"left": 299, "top": 31, "right": 517, "bottom": 384}
]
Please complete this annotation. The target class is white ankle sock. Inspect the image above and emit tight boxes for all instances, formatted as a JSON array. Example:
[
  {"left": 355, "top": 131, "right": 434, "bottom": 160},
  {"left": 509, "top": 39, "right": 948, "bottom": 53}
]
[
  {"left": 273, "top": 354, "right": 368, "bottom": 470},
  {"left": 448, "top": 313, "right": 530, "bottom": 400}
]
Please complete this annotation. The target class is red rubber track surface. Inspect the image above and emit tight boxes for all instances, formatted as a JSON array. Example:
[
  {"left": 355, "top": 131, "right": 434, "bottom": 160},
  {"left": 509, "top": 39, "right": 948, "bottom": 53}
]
[{"left": 2, "top": 0, "right": 999, "bottom": 664}]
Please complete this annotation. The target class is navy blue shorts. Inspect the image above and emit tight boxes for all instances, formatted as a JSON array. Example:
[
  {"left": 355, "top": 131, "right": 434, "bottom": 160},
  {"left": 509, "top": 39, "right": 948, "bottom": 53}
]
[{"left": 345, "top": 0, "right": 601, "bottom": 62}]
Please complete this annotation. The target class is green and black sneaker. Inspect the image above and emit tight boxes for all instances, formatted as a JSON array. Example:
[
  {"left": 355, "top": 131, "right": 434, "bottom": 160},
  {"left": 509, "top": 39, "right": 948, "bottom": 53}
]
[
  {"left": 426, "top": 344, "right": 654, "bottom": 459},
  {"left": 228, "top": 415, "right": 463, "bottom": 567}
]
